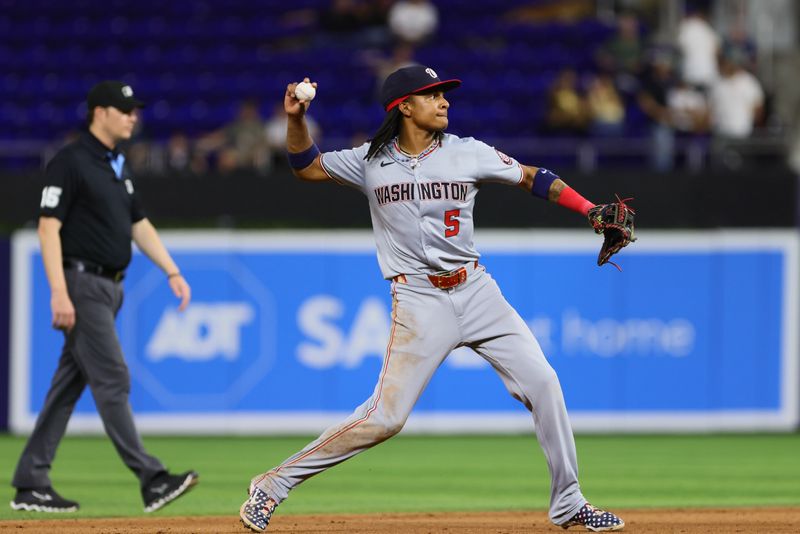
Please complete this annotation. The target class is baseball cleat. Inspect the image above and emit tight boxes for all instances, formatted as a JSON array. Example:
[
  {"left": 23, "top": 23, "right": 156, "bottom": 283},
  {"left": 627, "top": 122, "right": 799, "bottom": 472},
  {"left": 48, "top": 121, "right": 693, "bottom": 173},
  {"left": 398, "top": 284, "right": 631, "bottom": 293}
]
[
  {"left": 240, "top": 486, "right": 278, "bottom": 532},
  {"left": 10, "top": 487, "right": 79, "bottom": 512},
  {"left": 142, "top": 470, "right": 199, "bottom": 513},
  {"left": 561, "top": 503, "right": 625, "bottom": 531}
]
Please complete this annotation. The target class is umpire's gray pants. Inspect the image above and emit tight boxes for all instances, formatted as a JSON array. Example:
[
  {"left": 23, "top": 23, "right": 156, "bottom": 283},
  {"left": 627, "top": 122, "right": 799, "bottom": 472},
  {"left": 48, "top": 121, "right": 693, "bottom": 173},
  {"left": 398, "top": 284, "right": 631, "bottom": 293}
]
[{"left": 12, "top": 269, "right": 165, "bottom": 490}]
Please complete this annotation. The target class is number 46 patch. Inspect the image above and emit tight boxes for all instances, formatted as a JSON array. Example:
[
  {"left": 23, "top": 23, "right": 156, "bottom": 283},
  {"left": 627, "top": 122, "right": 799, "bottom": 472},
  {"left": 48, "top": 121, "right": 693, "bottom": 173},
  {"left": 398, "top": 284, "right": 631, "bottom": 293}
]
[{"left": 40, "top": 186, "right": 63, "bottom": 208}]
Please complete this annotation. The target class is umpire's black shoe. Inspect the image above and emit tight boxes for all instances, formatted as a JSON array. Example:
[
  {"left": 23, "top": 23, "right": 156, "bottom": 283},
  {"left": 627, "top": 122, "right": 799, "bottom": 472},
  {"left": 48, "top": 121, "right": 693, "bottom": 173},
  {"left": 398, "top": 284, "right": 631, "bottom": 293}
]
[
  {"left": 142, "top": 470, "right": 199, "bottom": 513},
  {"left": 10, "top": 486, "right": 79, "bottom": 512}
]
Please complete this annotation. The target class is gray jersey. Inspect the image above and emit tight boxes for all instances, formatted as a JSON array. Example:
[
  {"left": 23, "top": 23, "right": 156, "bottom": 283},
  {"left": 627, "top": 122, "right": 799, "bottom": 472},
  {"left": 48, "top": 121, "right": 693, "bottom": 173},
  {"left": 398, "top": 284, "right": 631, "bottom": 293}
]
[{"left": 320, "top": 134, "right": 523, "bottom": 278}]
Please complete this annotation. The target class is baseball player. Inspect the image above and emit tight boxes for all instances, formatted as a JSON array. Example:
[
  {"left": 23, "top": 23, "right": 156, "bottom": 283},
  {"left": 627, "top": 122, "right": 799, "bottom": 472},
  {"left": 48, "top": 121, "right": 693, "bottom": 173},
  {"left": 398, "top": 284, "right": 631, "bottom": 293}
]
[{"left": 240, "top": 66, "right": 625, "bottom": 532}]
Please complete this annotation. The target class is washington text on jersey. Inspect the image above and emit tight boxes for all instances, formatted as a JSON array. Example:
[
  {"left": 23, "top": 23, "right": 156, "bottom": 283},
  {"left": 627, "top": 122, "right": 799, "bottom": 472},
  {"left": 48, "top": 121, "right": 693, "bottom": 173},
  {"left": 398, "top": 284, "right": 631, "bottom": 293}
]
[{"left": 374, "top": 182, "right": 470, "bottom": 206}]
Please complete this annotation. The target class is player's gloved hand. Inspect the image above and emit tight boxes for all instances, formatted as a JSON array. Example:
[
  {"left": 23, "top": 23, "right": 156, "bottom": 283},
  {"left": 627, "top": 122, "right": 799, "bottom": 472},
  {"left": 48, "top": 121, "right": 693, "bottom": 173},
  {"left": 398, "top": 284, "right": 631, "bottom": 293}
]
[{"left": 587, "top": 195, "right": 636, "bottom": 270}]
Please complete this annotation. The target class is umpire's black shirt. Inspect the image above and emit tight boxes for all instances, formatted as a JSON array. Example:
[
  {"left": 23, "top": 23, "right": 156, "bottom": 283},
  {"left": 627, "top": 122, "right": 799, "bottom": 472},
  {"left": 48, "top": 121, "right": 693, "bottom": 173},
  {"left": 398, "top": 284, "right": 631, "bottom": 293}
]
[{"left": 39, "top": 131, "right": 145, "bottom": 271}]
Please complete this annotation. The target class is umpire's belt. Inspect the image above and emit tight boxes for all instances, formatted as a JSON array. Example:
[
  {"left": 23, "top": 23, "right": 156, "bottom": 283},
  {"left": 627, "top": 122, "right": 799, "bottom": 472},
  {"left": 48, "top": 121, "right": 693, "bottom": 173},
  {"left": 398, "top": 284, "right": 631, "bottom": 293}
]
[
  {"left": 63, "top": 258, "right": 125, "bottom": 282},
  {"left": 394, "top": 261, "right": 480, "bottom": 290}
]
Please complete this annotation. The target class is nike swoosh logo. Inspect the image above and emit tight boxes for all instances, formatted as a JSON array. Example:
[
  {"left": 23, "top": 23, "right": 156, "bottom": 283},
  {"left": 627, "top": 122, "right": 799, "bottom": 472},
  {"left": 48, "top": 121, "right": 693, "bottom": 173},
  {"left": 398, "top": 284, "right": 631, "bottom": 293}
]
[
  {"left": 150, "top": 483, "right": 169, "bottom": 494},
  {"left": 31, "top": 491, "right": 53, "bottom": 501},
  {"left": 380, "top": 161, "right": 395, "bottom": 167}
]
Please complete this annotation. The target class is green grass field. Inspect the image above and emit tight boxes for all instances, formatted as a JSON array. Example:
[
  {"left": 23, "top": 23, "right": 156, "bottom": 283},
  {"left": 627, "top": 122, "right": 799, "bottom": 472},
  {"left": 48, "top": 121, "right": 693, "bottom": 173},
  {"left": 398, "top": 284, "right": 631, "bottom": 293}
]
[{"left": 1, "top": 433, "right": 799, "bottom": 520}]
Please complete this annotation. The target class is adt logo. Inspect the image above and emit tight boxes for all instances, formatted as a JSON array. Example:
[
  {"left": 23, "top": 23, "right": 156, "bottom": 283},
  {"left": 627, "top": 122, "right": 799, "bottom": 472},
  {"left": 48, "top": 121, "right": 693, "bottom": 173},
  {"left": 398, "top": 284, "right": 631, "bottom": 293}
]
[{"left": 146, "top": 302, "right": 255, "bottom": 361}]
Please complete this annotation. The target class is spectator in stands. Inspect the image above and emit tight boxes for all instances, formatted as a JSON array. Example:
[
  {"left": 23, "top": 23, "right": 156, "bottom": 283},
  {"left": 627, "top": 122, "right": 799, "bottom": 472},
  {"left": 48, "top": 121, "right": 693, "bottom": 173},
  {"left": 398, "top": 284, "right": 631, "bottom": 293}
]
[
  {"left": 790, "top": 111, "right": 800, "bottom": 174},
  {"left": 637, "top": 48, "right": 679, "bottom": 171},
  {"left": 545, "top": 68, "right": 589, "bottom": 135},
  {"left": 360, "top": 0, "right": 393, "bottom": 48},
  {"left": 676, "top": 5, "right": 719, "bottom": 88},
  {"left": 123, "top": 113, "right": 150, "bottom": 173},
  {"left": 319, "top": 0, "right": 364, "bottom": 44},
  {"left": 388, "top": 0, "right": 439, "bottom": 47},
  {"left": 319, "top": 0, "right": 393, "bottom": 48},
  {"left": 708, "top": 47, "right": 764, "bottom": 139},
  {"left": 722, "top": 20, "right": 757, "bottom": 74},
  {"left": 197, "top": 99, "right": 269, "bottom": 173},
  {"left": 264, "top": 103, "right": 321, "bottom": 169},
  {"left": 596, "top": 10, "right": 644, "bottom": 94},
  {"left": 586, "top": 73, "right": 625, "bottom": 137},
  {"left": 165, "top": 131, "right": 191, "bottom": 172},
  {"left": 667, "top": 78, "right": 709, "bottom": 135},
  {"left": 126, "top": 142, "right": 151, "bottom": 174},
  {"left": 166, "top": 131, "right": 208, "bottom": 174},
  {"left": 503, "top": 0, "right": 594, "bottom": 24}
]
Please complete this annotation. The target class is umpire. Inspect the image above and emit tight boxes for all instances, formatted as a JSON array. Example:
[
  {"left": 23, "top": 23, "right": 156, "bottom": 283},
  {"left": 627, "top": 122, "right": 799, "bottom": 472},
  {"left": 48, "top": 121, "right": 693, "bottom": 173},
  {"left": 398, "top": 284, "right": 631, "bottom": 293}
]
[{"left": 10, "top": 81, "right": 199, "bottom": 513}]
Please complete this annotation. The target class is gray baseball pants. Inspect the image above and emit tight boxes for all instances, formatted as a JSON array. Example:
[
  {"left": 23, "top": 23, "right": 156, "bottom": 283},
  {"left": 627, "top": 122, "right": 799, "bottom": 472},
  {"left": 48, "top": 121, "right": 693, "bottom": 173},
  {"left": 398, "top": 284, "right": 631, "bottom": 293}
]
[
  {"left": 252, "top": 266, "right": 586, "bottom": 525},
  {"left": 12, "top": 268, "right": 165, "bottom": 490}
]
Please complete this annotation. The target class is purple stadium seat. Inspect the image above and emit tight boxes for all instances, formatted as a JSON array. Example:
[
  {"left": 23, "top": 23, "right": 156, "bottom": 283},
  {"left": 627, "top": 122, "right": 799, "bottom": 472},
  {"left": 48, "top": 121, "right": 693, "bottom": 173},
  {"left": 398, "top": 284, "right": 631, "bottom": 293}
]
[{"left": 4, "top": 0, "right": 623, "bottom": 143}]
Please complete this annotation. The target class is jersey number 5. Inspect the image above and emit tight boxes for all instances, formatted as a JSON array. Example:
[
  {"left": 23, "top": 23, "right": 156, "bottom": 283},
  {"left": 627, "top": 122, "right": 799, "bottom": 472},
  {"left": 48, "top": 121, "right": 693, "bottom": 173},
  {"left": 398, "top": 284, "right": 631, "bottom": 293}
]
[{"left": 444, "top": 209, "right": 460, "bottom": 238}]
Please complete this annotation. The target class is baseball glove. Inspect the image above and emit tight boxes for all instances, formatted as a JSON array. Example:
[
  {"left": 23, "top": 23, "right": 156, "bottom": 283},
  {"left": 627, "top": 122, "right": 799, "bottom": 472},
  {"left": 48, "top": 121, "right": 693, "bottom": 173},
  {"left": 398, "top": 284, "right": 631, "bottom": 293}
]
[{"left": 587, "top": 195, "right": 636, "bottom": 270}]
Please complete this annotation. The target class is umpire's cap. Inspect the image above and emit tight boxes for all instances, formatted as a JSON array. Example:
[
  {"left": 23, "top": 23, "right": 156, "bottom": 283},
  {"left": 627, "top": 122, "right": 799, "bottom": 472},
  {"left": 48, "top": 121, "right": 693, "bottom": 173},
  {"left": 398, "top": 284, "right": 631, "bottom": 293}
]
[
  {"left": 381, "top": 66, "right": 461, "bottom": 112},
  {"left": 87, "top": 80, "right": 145, "bottom": 112}
]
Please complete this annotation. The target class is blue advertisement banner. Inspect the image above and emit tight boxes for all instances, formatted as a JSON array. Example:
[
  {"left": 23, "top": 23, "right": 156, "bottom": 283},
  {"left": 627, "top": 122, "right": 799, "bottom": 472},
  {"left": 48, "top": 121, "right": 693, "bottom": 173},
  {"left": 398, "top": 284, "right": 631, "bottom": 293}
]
[{"left": 10, "top": 230, "right": 799, "bottom": 434}]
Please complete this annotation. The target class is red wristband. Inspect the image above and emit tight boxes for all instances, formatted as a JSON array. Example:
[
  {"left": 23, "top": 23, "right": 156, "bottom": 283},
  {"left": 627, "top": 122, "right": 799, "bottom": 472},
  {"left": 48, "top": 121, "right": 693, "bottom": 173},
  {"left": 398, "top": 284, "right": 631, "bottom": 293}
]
[{"left": 557, "top": 186, "right": 594, "bottom": 216}]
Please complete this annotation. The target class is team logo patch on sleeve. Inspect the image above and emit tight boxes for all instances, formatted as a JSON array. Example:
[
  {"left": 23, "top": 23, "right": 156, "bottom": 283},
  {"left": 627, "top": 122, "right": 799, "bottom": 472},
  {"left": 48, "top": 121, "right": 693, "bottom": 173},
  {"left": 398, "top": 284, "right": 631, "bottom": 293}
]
[{"left": 494, "top": 149, "right": 513, "bottom": 165}]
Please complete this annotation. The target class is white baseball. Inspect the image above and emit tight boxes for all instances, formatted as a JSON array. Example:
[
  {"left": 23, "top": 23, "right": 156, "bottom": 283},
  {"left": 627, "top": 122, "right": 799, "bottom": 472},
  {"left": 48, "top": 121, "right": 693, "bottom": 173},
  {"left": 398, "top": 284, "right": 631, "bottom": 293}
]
[{"left": 294, "top": 81, "right": 316, "bottom": 101}]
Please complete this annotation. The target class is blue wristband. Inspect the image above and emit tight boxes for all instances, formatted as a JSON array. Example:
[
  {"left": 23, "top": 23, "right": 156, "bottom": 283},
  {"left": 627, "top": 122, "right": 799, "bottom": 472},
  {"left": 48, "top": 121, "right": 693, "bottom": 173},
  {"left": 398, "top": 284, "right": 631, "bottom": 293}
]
[
  {"left": 287, "top": 143, "right": 320, "bottom": 170},
  {"left": 531, "top": 167, "right": 559, "bottom": 199}
]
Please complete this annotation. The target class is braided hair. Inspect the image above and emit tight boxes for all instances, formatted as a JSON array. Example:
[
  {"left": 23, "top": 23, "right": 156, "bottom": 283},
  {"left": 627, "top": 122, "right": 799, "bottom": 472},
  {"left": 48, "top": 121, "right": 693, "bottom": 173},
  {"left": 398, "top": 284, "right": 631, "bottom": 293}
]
[
  {"left": 365, "top": 108, "right": 402, "bottom": 161},
  {"left": 364, "top": 106, "right": 445, "bottom": 161}
]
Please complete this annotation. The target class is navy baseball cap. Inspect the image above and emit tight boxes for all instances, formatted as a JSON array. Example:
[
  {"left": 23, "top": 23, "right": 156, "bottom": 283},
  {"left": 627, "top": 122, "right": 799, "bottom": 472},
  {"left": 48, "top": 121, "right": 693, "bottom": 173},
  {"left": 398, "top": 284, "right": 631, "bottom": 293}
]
[
  {"left": 381, "top": 66, "right": 461, "bottom": 112},
  {"left": 87, "top": 80, "right": 145, "bottom": 112}
]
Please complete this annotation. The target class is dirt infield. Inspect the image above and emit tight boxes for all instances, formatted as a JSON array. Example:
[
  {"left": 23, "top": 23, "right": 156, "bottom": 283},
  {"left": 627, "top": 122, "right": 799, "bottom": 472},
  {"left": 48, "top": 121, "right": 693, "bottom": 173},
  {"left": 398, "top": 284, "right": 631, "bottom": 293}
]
[{"left": 2, "top": 507, "right": 799, "bottom": 533}]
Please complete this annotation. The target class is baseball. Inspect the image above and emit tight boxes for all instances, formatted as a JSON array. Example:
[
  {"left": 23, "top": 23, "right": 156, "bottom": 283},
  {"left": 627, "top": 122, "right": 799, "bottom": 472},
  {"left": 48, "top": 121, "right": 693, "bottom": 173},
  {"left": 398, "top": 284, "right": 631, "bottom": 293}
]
[{"left": 294, "top": 81, "right": 316, "bottom": 101}]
